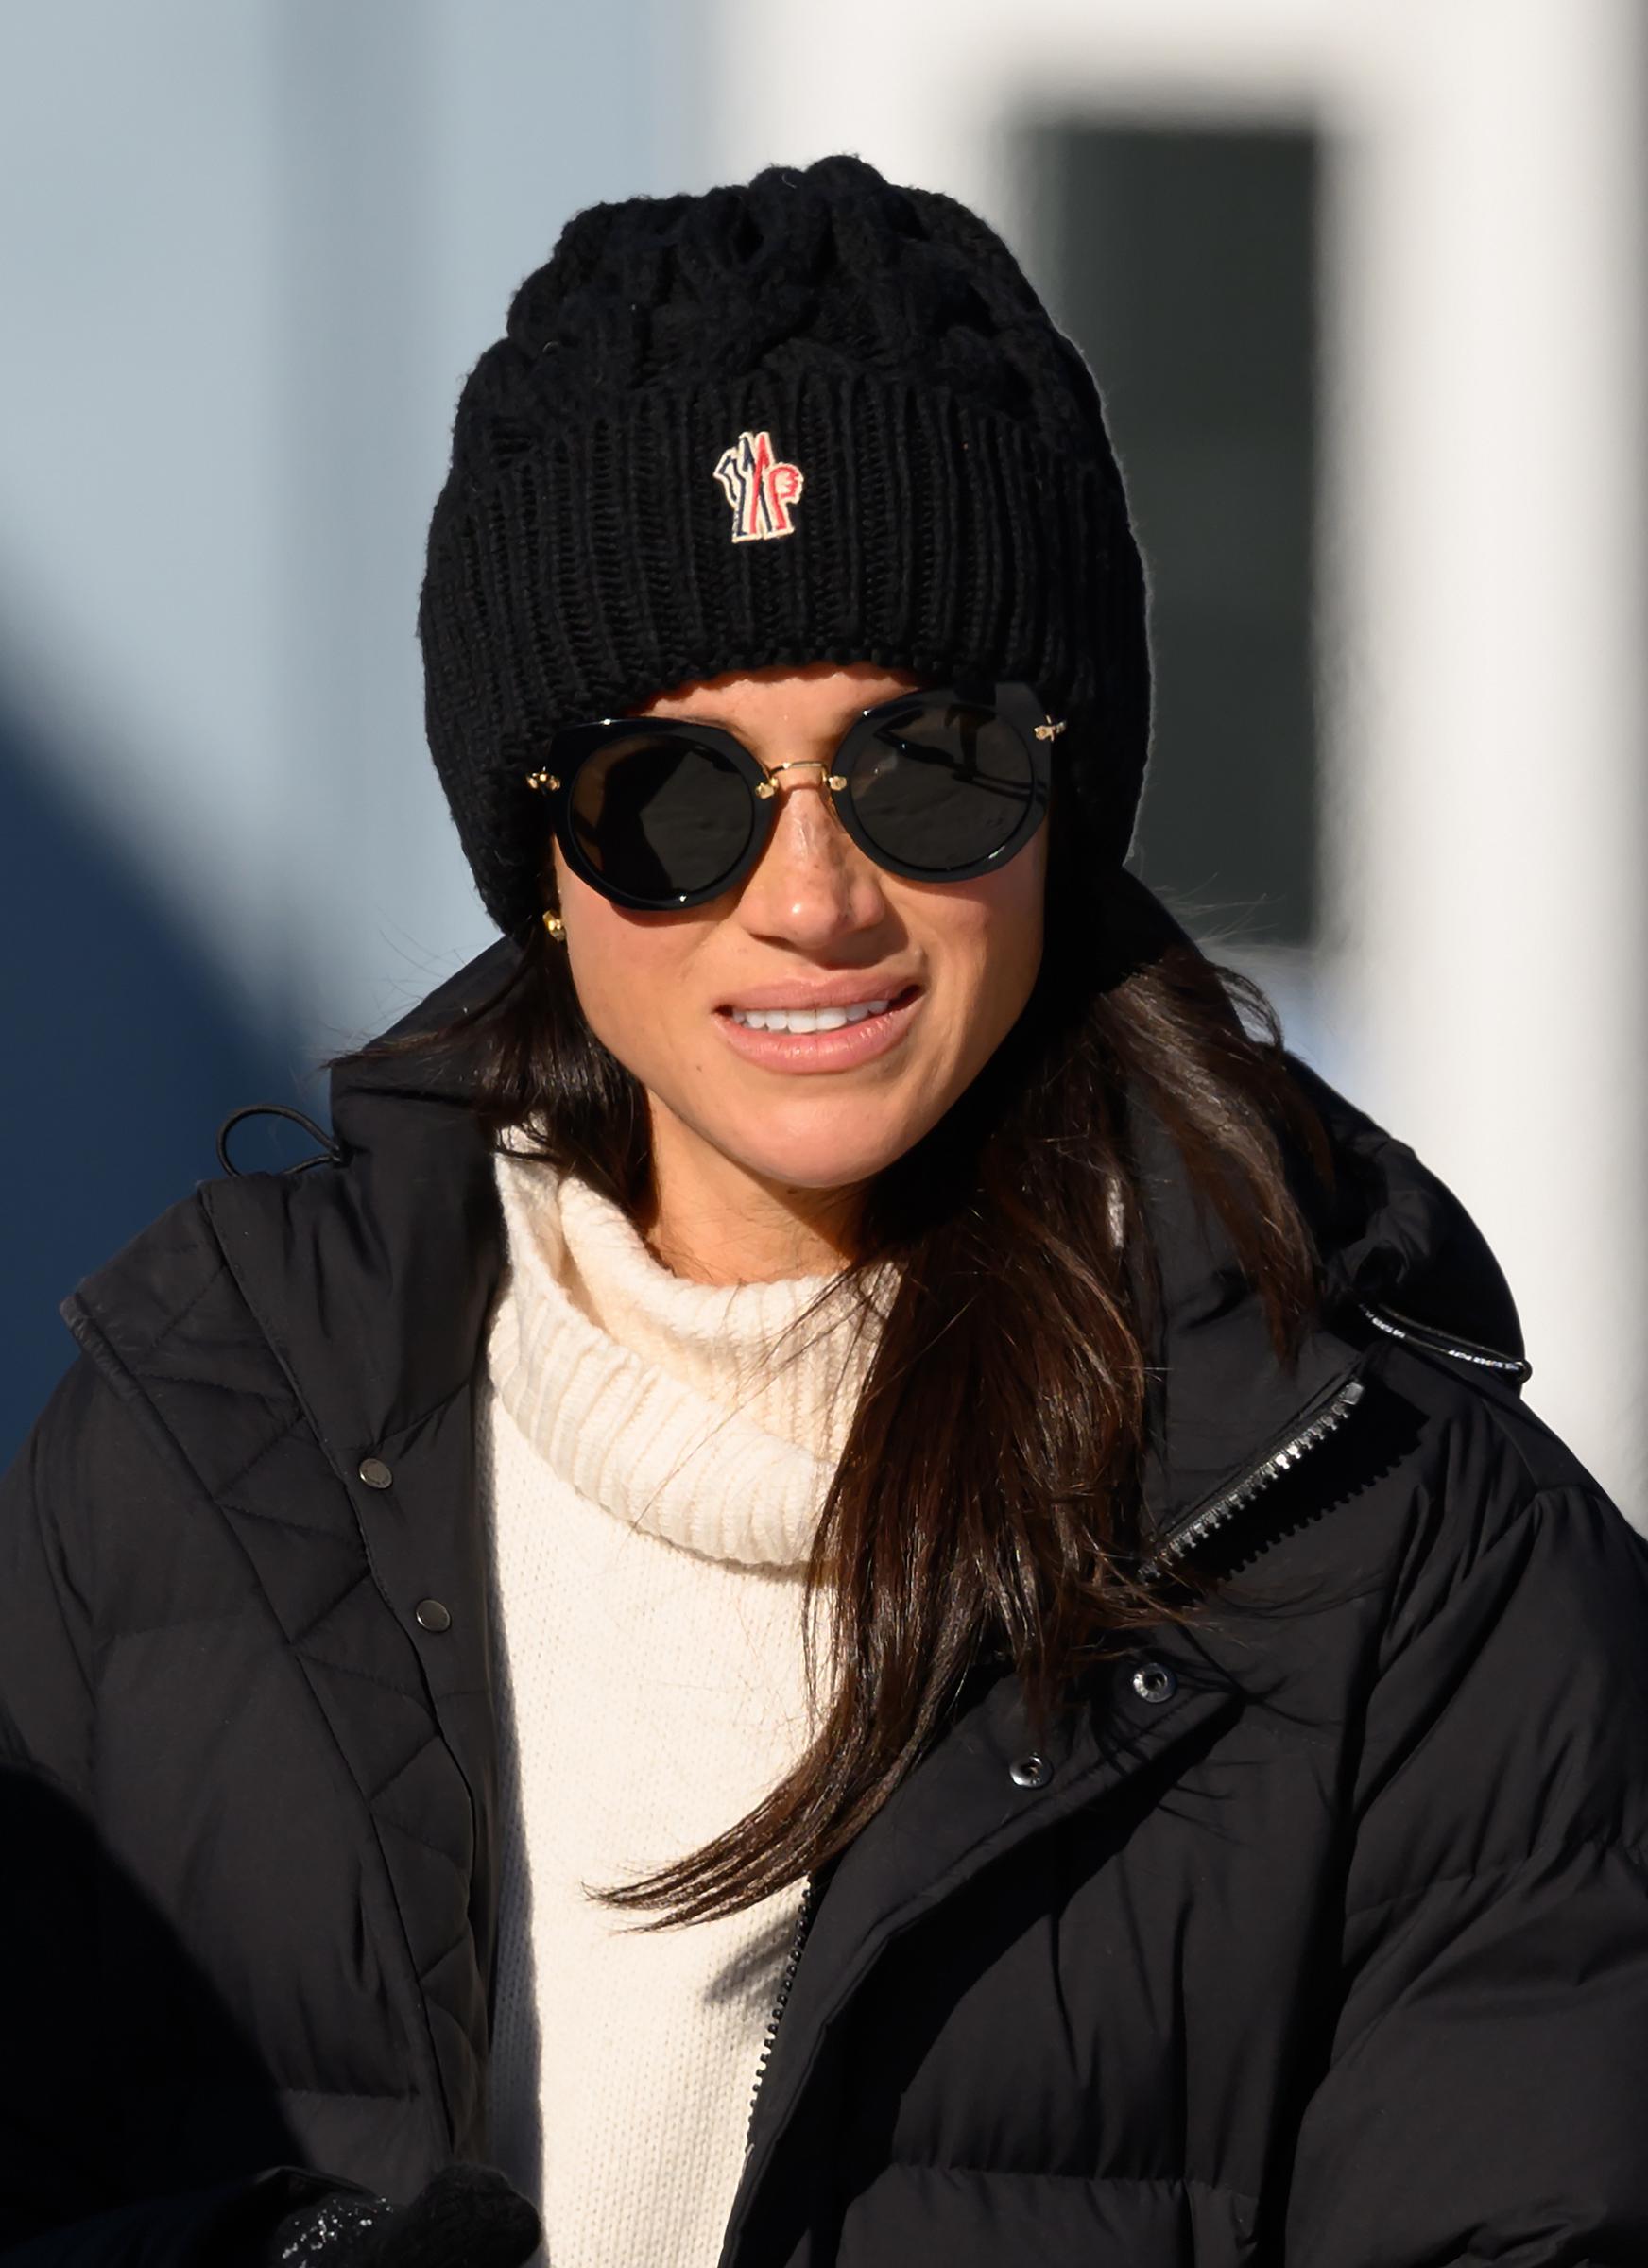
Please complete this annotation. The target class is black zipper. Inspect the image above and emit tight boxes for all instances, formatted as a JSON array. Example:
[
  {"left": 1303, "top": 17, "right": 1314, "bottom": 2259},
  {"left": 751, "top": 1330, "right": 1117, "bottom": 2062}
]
[
  {"left": 1143, "top": 1367, "right": 1370, "bottom": 1577},
  {"left": 746, "top": 1871, "right": 820, "bottom": 2154},
  {"left": 1143, "top": 1279, "right": 1529, "bottom": 1576}
]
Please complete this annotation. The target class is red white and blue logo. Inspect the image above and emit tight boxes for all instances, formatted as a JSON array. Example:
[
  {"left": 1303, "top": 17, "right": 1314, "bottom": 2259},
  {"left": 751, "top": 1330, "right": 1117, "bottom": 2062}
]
[{"left": 713, "top": 428, "right": 805, "bottom": 541}]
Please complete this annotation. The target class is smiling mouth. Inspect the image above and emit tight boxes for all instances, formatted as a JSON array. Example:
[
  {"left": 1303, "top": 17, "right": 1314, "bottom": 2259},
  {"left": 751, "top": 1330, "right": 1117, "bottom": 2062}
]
[{"left": 720, "top": 985, "right": 921, "bottom": 1035}]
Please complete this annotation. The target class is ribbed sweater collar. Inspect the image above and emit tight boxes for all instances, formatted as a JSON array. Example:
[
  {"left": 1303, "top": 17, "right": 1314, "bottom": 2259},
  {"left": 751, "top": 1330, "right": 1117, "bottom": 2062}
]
[{"left": 486, "top": 1146, "right": 886, "bottom": 1569}]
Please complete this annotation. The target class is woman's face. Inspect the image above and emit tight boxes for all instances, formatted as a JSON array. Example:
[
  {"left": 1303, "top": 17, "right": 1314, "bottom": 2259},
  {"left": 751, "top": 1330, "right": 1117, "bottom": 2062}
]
[{"left": 551, "top": 661, "right": 1048, "bottom": 1239}]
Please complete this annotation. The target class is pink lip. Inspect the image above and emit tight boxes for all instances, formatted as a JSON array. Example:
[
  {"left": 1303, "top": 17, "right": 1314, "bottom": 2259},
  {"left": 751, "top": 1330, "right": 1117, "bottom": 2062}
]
[
  {"left": 712, "top": 986, "right": 923, "bottom": 1074},
  {"left": 716, "top": 973, "right": 921, "bottom": 1013}
]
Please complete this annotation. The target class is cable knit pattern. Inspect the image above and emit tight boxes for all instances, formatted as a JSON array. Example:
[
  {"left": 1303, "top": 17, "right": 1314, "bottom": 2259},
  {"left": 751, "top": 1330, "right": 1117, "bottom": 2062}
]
[{"left": 479, "top": 1144, "right": 885, "bottom": 2267}]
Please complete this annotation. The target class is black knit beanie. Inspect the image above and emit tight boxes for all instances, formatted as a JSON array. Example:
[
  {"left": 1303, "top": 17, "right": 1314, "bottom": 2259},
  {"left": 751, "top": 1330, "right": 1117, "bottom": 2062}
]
[{"left": 419, "top": 153, "right": 1151, "bottom": 937}]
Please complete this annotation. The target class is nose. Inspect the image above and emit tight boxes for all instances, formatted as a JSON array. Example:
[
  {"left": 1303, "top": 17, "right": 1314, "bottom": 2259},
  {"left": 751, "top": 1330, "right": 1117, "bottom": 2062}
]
[{"left": 734, "top": 764, "right": 889, "bottom": 948}]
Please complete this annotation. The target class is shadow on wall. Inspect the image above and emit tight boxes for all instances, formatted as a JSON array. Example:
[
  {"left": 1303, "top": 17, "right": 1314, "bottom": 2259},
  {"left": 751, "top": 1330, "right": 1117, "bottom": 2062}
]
[{"left": 0, "top": 692, "right": 317, "bottom": 1471}]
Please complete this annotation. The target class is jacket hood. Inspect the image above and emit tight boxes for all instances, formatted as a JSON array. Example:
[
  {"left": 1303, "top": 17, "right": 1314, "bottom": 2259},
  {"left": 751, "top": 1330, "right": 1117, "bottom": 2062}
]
[
  {"left": 74, "top": 934, "right": 1526, "bottom": 1550},
  {"left": 1129, "top": 1045, "right": 1525, "bottom": 1545}
]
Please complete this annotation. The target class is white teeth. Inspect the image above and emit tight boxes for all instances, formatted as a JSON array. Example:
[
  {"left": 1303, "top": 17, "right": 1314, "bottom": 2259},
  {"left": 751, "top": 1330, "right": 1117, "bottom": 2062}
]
[{"left": 730, "top": 997, "right": 895, "bottom": 1033}]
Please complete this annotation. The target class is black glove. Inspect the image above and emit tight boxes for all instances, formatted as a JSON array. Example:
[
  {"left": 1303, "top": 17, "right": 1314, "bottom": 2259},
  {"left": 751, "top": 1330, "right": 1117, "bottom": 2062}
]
[{"left": 266, "top": 2165, "right": 541, "bottom": 2268}]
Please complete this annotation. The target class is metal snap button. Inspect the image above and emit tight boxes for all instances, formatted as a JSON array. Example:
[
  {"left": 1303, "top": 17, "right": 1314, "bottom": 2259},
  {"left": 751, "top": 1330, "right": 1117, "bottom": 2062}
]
[
  {"left": 415, "top": 1599, "right": 452, "bottom": 1633},
  {"left": 358, "top": 1456, "right": 393, "bottom": 1490},
  {"left": 1008, "top": 1752, "right": 1053, "bottom": 1789},
  {"left": 1132, "top": 1661, "right": 1177, "bottom": 1706}
]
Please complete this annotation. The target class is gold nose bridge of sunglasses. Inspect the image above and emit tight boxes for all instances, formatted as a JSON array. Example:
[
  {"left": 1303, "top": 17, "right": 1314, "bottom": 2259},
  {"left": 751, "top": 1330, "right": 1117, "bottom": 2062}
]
[{"left": 752, "top": 756, "right": 848, "bottom": 800}]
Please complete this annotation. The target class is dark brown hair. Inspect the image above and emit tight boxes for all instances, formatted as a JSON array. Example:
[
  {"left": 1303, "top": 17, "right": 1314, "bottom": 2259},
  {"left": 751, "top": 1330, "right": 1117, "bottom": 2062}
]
[{"left": 330, "top": 786, "right": 1328, "bottom": 1928}]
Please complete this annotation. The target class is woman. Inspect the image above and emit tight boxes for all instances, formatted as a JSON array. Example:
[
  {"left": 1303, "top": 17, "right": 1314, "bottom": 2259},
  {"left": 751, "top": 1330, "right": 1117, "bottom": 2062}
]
[{"left": 4, "top": 154, "right": 1646, "bottom": 2268}]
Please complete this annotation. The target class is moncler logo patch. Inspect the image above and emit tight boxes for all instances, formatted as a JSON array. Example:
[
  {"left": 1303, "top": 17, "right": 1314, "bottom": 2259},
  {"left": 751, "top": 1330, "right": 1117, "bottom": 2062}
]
[{"left": 713, "top": 429, "right": 804, "bottom": 541}]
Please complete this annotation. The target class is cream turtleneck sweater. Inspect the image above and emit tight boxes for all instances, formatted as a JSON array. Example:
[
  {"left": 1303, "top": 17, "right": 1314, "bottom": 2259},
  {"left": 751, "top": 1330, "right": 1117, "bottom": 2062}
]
[{"left": 478, "top": 1145, "right": 885, "bottom": 2268}]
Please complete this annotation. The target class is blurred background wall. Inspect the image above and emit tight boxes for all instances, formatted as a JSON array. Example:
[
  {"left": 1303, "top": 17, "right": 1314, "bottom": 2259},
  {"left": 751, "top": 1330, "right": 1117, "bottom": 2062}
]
[
  {"left": 5, "top": 0, "right": 1645, "bottom": 1525},
  {"left": 1, "top": 0, "right": 700, "bottom": 1448}
]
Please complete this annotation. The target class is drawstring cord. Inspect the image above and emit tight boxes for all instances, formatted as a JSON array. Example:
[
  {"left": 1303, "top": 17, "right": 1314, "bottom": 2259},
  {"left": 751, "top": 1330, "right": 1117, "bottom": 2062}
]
[{"left": 215, "top": 1104, "right": 344, "bottom": 1178}]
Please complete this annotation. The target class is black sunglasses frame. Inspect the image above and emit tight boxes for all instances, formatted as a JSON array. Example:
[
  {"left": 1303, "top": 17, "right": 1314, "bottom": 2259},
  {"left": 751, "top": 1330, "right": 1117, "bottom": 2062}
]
[{"left": 525, "top": 679, "right": 1062, "bottom": 914}]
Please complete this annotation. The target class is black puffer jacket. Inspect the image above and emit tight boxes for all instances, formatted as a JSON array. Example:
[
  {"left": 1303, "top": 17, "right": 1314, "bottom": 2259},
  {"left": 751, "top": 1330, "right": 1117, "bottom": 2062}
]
[{"left": 5, "top": 938, "right": 1648, "bottom": 2268}]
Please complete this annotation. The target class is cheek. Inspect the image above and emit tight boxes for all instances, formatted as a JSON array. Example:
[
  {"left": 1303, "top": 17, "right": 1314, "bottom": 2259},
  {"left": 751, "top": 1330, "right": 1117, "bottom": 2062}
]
[
  {"left": 932, "top": 846, "right": 1047, "bottom": 1052},
  {"left": 557, "top": 869, "right": 705, "bottom": 1082},
  {"left": 994, "top": 863, "right": 1048, "bottom": 999},
  {"left": 568, "top": 947, "right": 678, "bottom": 1079}
]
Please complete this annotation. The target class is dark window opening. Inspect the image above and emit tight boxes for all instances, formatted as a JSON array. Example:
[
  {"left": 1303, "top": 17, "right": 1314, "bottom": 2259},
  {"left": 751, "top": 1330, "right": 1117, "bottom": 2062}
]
[{"left": 1031, "top": 120, "right": 1321, "bottom": 947}]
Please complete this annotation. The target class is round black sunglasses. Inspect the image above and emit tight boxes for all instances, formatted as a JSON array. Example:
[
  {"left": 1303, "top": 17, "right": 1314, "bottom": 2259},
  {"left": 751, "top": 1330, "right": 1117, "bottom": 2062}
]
[{"left": 524, "top": 680, "right": 1063, "bottom": 913}]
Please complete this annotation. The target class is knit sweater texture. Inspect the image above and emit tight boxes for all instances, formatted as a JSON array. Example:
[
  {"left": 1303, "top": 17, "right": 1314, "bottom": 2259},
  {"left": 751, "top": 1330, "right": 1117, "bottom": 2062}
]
[{"left": 478, "top": 1143, "right": 885, "bottom": 2267}]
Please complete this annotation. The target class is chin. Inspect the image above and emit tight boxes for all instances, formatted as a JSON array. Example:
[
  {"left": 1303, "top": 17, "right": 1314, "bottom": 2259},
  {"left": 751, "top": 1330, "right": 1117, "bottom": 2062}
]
[{"left": 723, "top": 1108, "right": 926, "bottom": 1196}]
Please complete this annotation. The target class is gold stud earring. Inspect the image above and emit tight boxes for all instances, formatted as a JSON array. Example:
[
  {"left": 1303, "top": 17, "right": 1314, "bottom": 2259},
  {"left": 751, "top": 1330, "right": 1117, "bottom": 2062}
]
[{"left": 541, "top": 910, "right": 566, "bottom": 942}]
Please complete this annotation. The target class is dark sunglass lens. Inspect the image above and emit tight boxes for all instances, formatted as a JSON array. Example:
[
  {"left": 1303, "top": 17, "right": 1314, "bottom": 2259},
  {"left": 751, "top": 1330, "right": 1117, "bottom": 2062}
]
[
  {"left": 568, "top": 732, "right": 755, "bottom": 901},
  {"left": 844, "top": 700, "right": 1036, "bottom": 871}
]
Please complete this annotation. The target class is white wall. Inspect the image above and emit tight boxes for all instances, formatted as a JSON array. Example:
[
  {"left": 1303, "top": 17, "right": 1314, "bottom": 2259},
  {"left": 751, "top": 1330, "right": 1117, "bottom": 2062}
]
[{"left": 701, "top": 0, "right": 1648, "bottom": 1514}]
